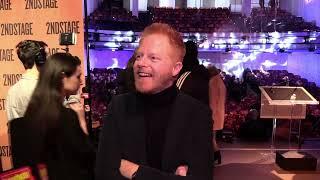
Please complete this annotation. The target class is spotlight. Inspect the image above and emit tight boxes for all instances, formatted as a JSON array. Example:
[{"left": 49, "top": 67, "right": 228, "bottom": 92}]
[
  {"left": 225, "top": 47, "right": 231, "bottom": 53},
  {"left": 278, "top": 48, "right": 285, "bottom": 53},
  {"left": 93, "top": 33, "right": 100, "bottom": 41},
  {"left": 131, "top": 36, "right": 137, "bottom": 43},
  {"left": 308, "top": 45, "right": 316, "bottom": 52},
  {"left": 225, "top": 44, "right": 231, "bottom": 52},
  {"left": 89, "top": 43, "right": 95, "bottom": 49},
  {"left": 189, "top": 35, "right": 197, "bottom": 42},
  {"left": 304, "top": 36, "right": 310, "bottom": 43}
]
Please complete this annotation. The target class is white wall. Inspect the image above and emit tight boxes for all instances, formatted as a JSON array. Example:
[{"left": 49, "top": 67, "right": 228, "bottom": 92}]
[
  {"left": 138, "top": 0, "right": 148, "bottom": 11},
  {"left": 159, "top": 0, "right": 175, "bottom": 7},
  {"left": 187, "top": 0, "right": 203, "bottom": 8},
  {"left": 215, "top": 0, "right": 230, "bottom": 8}
]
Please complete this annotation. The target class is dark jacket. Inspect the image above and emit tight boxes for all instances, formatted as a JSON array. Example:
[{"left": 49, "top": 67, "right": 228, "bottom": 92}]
[
  {"left": 179, "top": 65, "right": 211, "bottom": 106},
  {"left": 10, "top": 107, "right": 95, "bottom": 180},
  {"left": 95, "top": 92, "right": 213, "bottom": 180}
]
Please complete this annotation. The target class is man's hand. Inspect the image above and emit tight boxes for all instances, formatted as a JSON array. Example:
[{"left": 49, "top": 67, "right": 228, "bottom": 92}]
[
  {"left": 175, "top": 165, "right": 188, "bottom": 176},
  {"left": 120, "top": 159, "right": 139, "bottom": 179}
]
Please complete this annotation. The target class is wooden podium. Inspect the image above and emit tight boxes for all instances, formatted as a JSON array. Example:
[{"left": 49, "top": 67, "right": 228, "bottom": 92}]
[{"left": 259, "top": 86, "right": 319, "bottom": 149}]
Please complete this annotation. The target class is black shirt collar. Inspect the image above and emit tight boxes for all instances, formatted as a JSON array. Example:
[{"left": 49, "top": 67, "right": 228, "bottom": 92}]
[{"left": 138, "top": 85, "right": 178, "bottom": 107}]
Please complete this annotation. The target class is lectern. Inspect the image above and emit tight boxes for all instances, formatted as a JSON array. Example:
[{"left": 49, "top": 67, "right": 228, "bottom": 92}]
[{"left": 259, "top": 86, "right": 319, "bottom": 149}]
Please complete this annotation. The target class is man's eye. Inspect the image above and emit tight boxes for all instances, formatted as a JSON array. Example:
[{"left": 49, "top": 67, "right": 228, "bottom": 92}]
[{"left": 151, "top": 56, "right": 159, "bottom": 61}]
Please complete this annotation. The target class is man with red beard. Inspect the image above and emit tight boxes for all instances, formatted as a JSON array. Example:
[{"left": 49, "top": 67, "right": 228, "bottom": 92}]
[{"left": 96, "top": 23, "right": 213, "bottom": 180}]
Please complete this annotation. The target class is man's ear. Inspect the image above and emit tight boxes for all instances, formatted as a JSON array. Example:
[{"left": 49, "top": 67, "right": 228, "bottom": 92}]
[{"left": 172, "top": 61, "right": 183, "bottom": 77}]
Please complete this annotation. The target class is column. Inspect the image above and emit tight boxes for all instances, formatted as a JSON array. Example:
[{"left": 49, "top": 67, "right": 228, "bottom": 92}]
[
  {"left": 175, "top": 0, "right": 184, "bottom": 8},
  {"left": 242, "top": 0, "right": 251, "bottom": 16},
  {"left": 148, "top": 0, "right": 160, "bottom": 7},
  {"left": 131, "top": 0, "right": 139, "bottom": 16},
  {"left": 203, "top": 0, "right": 215, "bottom": 8},
  {"left": 123, "top": 0, "right": 130, "bottom": 11}
]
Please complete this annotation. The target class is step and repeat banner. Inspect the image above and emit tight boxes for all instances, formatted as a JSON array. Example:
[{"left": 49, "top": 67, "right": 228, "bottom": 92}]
[{"left": 0, "top": 0, "right": 84, "bottom": 171}]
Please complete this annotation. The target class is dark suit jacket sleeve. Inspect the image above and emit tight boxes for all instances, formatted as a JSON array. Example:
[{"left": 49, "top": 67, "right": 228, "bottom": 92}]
[
  {"left": 134, "top": 107, "right": 214, "bottom": 180},
  {"left": 95, "top": 98, "right": 125, "bottom": 180}
]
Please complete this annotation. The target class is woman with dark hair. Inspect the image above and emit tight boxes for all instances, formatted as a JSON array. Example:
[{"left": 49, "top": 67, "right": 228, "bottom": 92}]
[{"left": 22, "top": 53, "right": 94, "bottom": 179}]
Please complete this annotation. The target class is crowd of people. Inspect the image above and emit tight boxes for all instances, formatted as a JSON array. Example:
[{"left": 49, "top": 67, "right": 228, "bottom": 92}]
[
  {"left": 88, "top": 4, "right": 319, "bottom": 33},
  {"left": 89, "top": 7, "right": 144, "bottom": 31},
  {"left": 151, "top": 7, "right": 241, "bottom": 33},
  {"left": 89, "top": 68, "right": 120, "bottom": 122},
  {"left": 248, "top": 8, "right": 320, "bottom": 32}
]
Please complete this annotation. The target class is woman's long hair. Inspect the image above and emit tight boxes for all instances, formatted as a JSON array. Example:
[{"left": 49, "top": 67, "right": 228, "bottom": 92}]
[{"left": 24, "top": 53, "right": 81, "bottom": 134}]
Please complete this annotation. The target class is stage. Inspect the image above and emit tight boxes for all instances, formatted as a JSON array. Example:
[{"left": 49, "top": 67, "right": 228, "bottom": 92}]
[{"left": 215, "top": 139, "right": 320, "bottom": 180}]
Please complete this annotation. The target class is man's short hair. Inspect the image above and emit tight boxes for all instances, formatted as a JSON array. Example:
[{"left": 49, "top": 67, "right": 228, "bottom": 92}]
[
  {"left": 16, "top": 40, "right": 48, "bottom": 69},
  {"left": 140, "top": 23, "right": 186, "bottom": 62}
]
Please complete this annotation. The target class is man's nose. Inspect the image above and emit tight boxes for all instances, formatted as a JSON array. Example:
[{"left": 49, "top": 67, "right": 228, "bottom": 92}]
[{"left": 136, "top": 57, "right": 149, "bottom": 67}]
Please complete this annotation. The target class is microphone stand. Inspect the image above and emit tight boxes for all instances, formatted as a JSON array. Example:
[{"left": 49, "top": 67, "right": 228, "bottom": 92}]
[
  {"left": 61, "top": 45, "right": 70, "bottom": 53},
  {"left": 84, "top": 0, "right": 93, "bottom": 138}
]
